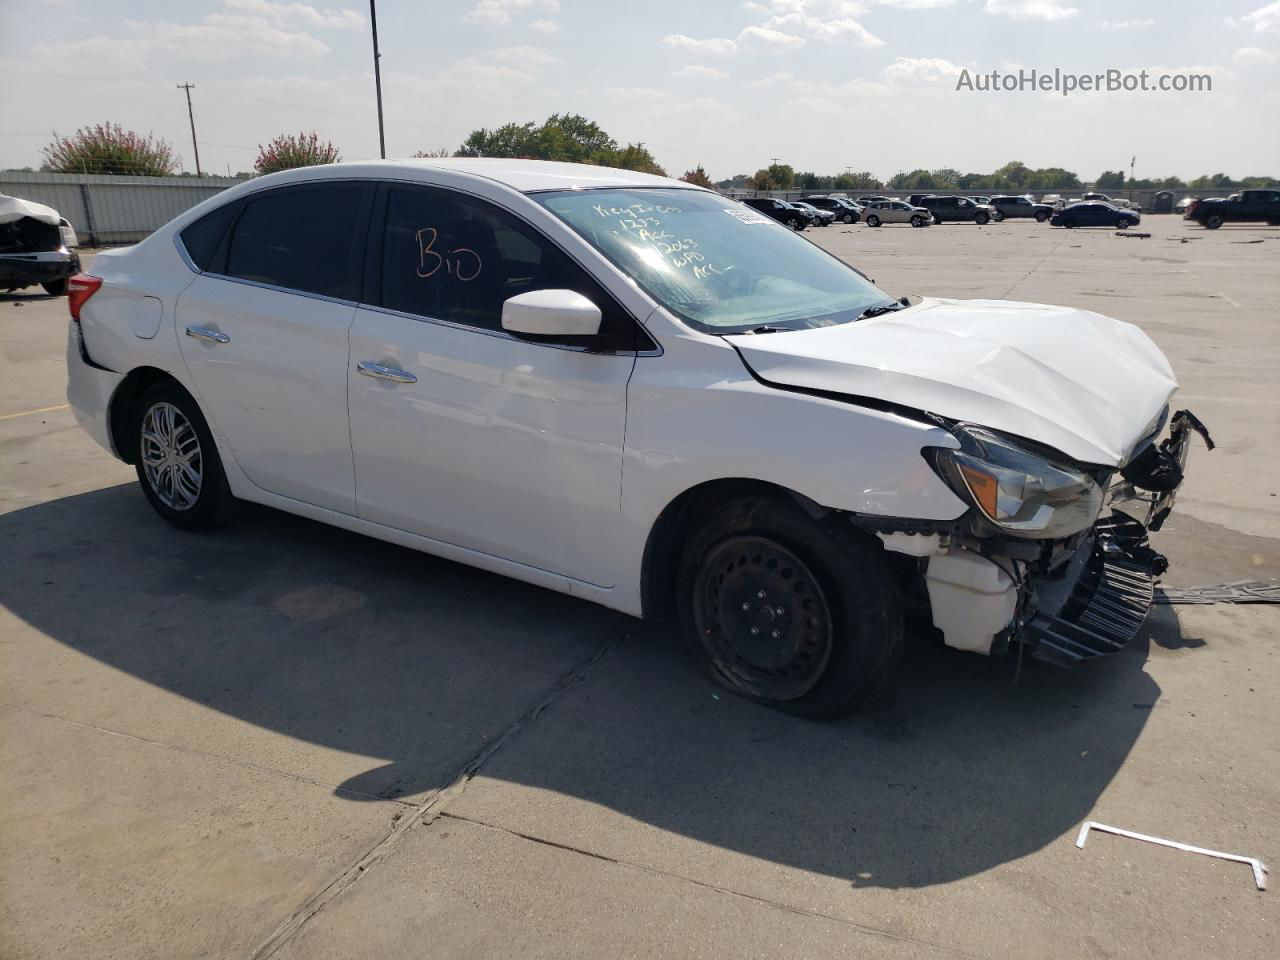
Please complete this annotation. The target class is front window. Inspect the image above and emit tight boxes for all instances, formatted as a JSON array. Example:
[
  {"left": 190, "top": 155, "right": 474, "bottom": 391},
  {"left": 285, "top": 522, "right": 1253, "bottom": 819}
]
[{"left": 534, "top": 188, "right": 889, "bottom": 333}]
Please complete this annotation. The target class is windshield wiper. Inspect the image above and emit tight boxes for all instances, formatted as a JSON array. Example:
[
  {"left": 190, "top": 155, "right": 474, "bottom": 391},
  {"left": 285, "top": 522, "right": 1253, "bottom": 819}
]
[
  {"left": 749, "top": 325, "right": 787, "bottom": 334},
  {"left": 856, "top": 301, "right": 906, "bottom": 321}
]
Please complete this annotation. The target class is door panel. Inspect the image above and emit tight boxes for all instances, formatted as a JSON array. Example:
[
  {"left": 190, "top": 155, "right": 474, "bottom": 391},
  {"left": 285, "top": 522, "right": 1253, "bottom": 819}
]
[
  {"left": 177, "top": 277, "right": 358, "bottom": 513},
  {"left": 348, "top": 312, "right": 633, "bottom": 584},
  {"left": 174, "top": 181, "right": 370, "bottom": 514},
  {"left": 348, "top": 183, "right": 637, "bottom": 585}
]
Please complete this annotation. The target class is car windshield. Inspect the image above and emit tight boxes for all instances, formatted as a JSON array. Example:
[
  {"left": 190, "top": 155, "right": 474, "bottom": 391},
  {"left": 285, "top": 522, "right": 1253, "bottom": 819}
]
[{"left": 534, "top": 187, "right": 889, "bottom": 333}]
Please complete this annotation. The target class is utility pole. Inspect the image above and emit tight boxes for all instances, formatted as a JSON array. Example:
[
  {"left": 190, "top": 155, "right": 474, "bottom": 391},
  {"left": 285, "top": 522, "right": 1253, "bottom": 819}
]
[
  {"left": 369, "top": 0, "right": 386, "bottom": 159},
  {"left": 177, "top": 83, "right": 201, "bottom": 177},
  {"left": 1129, "top": 155, "right": 1136, "bottom": 201}
]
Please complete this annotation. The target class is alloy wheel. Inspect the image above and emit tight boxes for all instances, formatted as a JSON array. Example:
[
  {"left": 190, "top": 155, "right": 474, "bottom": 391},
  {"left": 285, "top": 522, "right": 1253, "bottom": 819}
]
[{"left": 140, "top": 401, "right": 203, "bottom": 511}]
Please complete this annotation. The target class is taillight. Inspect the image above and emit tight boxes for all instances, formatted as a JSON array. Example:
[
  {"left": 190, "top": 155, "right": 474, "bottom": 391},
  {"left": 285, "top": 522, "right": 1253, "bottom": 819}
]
[
  {"left": 1187, "top": 200, "right": 1199, "bottom": 216},
  {"left": 67, "top": 274, "right": 102, "bottom": 321}
]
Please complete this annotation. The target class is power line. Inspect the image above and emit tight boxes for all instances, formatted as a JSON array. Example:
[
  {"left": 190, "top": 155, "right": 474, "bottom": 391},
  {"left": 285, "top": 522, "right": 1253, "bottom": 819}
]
[{"left": 176, "top": 83, "right": 201, "bottom": 177}]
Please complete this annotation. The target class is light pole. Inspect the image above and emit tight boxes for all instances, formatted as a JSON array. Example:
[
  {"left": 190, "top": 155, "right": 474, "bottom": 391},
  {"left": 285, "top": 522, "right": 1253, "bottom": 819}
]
[
  {"left": 177, "top": 82, "right": 201, "bottom": 177},
  {"left": 369, "top": 0, "right": 386, "bottom": 159}
]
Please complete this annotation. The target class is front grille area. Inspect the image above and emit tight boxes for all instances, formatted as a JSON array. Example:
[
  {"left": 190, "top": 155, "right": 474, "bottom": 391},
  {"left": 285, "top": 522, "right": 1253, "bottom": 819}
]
[{"left": 1023, "top": 513, "right": 1160, "bottom": 666}]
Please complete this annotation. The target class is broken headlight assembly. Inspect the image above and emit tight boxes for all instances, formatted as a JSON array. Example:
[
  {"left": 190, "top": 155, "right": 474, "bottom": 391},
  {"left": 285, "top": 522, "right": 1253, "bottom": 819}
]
[{"left": 925, "top": 427, "right": 1104, "bottom": 539}]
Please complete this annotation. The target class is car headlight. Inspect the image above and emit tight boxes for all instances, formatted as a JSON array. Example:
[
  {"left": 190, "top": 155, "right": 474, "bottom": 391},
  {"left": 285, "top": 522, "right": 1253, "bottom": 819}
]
[{"left": 926, "top": 427, "right": 1104, "bottom": 539}]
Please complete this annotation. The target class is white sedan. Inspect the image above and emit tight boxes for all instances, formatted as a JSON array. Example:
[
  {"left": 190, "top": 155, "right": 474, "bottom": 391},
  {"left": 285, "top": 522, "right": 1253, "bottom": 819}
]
[{"left": 66, "top": 159, "right": 1205, "bottom": 717}]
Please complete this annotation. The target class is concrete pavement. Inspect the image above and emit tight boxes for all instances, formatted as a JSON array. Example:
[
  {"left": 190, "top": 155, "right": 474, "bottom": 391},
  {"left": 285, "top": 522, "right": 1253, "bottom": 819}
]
[{"left": 2, "top": 218, "right": 1277, "bottom": 958}]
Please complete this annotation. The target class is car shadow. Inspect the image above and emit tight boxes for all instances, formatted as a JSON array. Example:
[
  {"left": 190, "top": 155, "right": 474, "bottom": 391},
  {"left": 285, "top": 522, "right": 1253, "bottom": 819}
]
[{"left": 0, "top": 483, "right": 1172, "bottom": 889}]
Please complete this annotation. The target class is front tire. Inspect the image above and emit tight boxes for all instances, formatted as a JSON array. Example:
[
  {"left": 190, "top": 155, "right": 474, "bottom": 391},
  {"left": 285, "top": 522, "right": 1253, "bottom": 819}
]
[
  {"left": 843, "top": 213, "right": 854, "bottom": 224},
  {"left": 975, "top": 212, "right": 990, "bottom": 225},
  {"left": 1035, "top": 210, "right": 1049, "bottom": 222},
  {"left": 1116, "top": 217, "right": 1133, "bottom": 229},
  {"left": 133, "top": 381, "right": 237, "bottom": 531},
  {"left": 910, "top": 214, "right": 925, "bottom": 227},
  {"left": 678, "top": 496, "right": 903, "bottom": 719}
]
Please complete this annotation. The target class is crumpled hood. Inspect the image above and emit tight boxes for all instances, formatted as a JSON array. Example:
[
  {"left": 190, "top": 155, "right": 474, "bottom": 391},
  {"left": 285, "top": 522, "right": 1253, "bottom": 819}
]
[{"left": 727, "top": 297, "right": 1177, "bottom": 466}]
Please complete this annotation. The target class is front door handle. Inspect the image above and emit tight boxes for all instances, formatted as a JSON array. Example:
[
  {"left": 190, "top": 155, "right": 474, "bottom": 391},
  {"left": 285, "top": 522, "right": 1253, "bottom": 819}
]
[
  {"left": 185, "top": 325, "right": 230, "bottom": 344},
  {"left": 357, "top": 361, "right": 417, "bottom": 384}
]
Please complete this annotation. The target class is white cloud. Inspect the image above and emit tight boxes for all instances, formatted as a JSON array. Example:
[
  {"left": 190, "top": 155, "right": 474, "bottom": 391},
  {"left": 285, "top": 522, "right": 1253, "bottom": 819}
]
[
  {"left": 750, "top": 70, "right": 795, "bottom": 88},
  {"left": 1235, "top": 2, "right": 1280, "bottom": 34},
  {"left": 676, "top": 64, "right": 731, "bottom": 79},
  {"left": 528, "top": 18, "right": 560, "bottom": 32},
  {"left": 463, "top": 0, "right": 560, "bottom": 26},
  {"left": 661, "top": 34, "right": 738, "bottom": 54},
  {"left": 881, "top": 56, "right": 962, "bottom": 82},
  {"left": 1233, "top": 45, "right": 1279, "bottom": 63},
  {"left": 983, "top": 0, "right": 1078, "bottom": 21},
  {"left": 1097, "top": 18, "right": 1154, "bottom": 30},
  {"left": 223, "top": 0, "right": 365, "bottom": 30},
  {"left": 738, "top": 25, "right": 807, "bottom": 50},
  {"left": 491, "top": 45, "right": 559, "bottom": 65}
]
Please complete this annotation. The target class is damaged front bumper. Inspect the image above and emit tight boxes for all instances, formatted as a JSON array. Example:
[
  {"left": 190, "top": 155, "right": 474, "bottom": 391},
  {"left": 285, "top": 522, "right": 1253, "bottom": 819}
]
[{"left": 886, "top": 410, "right": 1213, "bottom": 664}]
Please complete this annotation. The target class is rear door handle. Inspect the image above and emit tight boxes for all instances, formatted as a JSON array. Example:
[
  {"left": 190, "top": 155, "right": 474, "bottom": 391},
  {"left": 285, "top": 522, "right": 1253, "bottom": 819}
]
[
  {"left": 357, "top": 361, "right": 417, "bottom": 384},
  {"left": 185, "top": 325, "right": 229, "bottom": 344}
]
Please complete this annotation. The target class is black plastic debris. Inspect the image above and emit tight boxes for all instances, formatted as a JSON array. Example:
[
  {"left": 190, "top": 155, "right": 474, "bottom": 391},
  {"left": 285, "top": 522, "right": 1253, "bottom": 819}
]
[{"left": 1155, "top": 581, "right": 1280, "bottom": 605}]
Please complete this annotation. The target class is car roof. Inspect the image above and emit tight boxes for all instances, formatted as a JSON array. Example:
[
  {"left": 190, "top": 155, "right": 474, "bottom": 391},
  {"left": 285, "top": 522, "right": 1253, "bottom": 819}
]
[{"left": 231, "top": 157, "right": 693, "bottom": 195}]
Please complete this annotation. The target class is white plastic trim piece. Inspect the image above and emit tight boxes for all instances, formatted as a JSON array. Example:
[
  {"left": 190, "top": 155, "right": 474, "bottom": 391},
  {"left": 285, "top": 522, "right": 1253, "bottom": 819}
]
[{"left": 1075, "top": 820, "right": 1268, "bottom": 891}]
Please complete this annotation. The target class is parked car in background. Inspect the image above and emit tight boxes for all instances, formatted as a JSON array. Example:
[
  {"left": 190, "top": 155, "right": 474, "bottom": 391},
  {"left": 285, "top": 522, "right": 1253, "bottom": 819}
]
[
  {"left": 802, "top": 195, "right": 861, "bottom": 223},
  {"left": 791, "top": 201, "right": 835, "bottom": 227},
  {"left": 1040, "top": 194, "right": 1067, "bottom": 210},
  {"left": 1050, "top": 202, "right": 1141, "bottom": 229},
  {"left": 1079, "top": 192, "right": 1142, "bottom": 212},
  {"left": 967, "top": 196, "right": 992, "bottom": 206},
  {"left": 1183, "top": 190, "right": 1280, "bottom": 229},
  {"left": 918, "top": 195, "right": 994, "bottom": 225},
  {"left": 857, "top": 196, "right": 890, "bottom": 204},
  {"left": 742, "top": 197, "right": 808, "bottom": 230},
  {"left": 65, "top": 157, "right": 1206, "bottom": 717},
  {"left": 861, "top": 200, "right": 930, "bottom": 227},
  {"left": 1175, "top": 196, "right": 1196, "bottom": 214},
  {"left": 989, "top": 196, "right": 1054, "bottom": 222},
  {"left": 0, "top": 194, "right": 81, "bottom": 295}
]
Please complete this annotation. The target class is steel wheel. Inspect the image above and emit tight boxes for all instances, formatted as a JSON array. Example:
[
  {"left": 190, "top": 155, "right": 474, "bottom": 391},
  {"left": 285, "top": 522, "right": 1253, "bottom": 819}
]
[
  {"left": 140, "top": 401, "right": 203, "bottom": 511},
  {"left": 691, "top": 535, "right": 835, "bottom": 702}
]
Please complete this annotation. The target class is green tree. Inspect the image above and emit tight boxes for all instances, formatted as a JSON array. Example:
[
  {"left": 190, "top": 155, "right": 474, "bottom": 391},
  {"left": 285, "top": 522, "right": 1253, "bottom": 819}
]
[
  {"left": 412, "top": 147, "right": 452, "bottom": 158},
  {"left": 41, "top": 123, "right": 176, "bottom": 176},
  {"left": 833, "top": 171, "right": 880, "bottom": 190},
  {"left": 254, "top": 132, "right": 340, "bottom": 175},
  {"left": 1095, "top": 170, "right": 1126, "bottom": 190},
  {"left": 680, "top": 165, "right": 715, "bottom": 188},
  {"left": 454, "top": 114, "right": 665, "bottom": 175},
  {"left": 751, "top": 163, "right": 795, "bottom": 190}
]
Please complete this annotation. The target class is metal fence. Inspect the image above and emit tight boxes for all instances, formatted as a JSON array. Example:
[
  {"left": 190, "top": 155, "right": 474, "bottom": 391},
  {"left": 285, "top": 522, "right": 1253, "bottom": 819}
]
[{"left": 0, "top": 171, "right": 246, "bottom": 245}]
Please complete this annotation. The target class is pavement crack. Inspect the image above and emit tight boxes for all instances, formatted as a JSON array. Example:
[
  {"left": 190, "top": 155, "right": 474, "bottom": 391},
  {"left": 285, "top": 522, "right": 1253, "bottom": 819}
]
[
  {"left": 0, "top": 705, "right": 409, "bottom": 805},
  {"left": 438, "top": 811, "right": 985, "bottom": 960},
  {"left": 244, "top": 631, "right": 625, "bottom": 960},
  {"left": 1001, "top": 239, "right": 1066, "bottom": 299}
]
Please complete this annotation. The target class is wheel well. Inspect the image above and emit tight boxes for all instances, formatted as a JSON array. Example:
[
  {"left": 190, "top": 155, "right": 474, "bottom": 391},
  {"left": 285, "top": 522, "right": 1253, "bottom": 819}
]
[
  {"left": 108, "top": 367, "right": 184, "bottom": 464},
  {"left": 640, "top": 479, "right": 816, "bottom": 621}
]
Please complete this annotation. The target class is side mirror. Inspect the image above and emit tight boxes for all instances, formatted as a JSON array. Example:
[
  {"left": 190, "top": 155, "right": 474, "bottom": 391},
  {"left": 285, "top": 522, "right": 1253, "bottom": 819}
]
[{"left": 501, "top": 289, "right": 601, "bottom": 338}]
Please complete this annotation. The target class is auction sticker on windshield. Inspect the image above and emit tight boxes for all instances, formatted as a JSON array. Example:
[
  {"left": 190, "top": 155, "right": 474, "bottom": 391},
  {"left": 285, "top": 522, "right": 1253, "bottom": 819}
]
[{"left": 724, "top": 207, "right": 771, "bottom": 224}]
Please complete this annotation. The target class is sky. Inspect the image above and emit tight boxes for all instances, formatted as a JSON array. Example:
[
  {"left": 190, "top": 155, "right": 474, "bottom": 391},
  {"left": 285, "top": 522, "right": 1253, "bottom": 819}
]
[{"left": 1, "top": 0, "right": 1277, "bottom": 181}]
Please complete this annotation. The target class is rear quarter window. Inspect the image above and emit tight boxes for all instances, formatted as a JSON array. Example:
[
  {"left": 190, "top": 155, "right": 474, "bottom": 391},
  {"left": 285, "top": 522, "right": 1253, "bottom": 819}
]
[{"left": 179, "top": 202, "right": 239, "bottom": 272}]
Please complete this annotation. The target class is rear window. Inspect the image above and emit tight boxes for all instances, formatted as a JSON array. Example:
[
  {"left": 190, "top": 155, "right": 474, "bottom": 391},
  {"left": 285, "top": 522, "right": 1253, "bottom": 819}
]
[
  {"left": 225, "top": 184, "right": 366, "bottom": 300},
  {"left": 179, "top": 202, "right": 238, "bottom": 271}
]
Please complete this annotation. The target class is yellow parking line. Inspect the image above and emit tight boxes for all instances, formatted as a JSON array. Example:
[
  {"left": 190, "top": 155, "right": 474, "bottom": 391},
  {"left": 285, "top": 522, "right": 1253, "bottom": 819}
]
[{"left": 0, "top": 403, "right": 71, "bottom": 421}]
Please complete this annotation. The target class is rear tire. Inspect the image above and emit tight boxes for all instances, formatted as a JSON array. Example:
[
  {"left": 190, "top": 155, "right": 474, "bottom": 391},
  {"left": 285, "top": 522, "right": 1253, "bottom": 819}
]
[
  {"left": 991, "top": 210, "right": 1005, "bottom": 222},
  {"left": 1205, "top": 214, "right": 1223, "bottom": 230},
  {"left": 865, "top": 214, "right": 881, "bottom": 227},
  {"left": 677, "top": 496, "right": 903, "bottom": 719},
  {"left": 133, "top": 381, "right": 237, "bottom": 531},
  {"left": 41, "top": 278, "right": 68, "bottom": 296}
]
